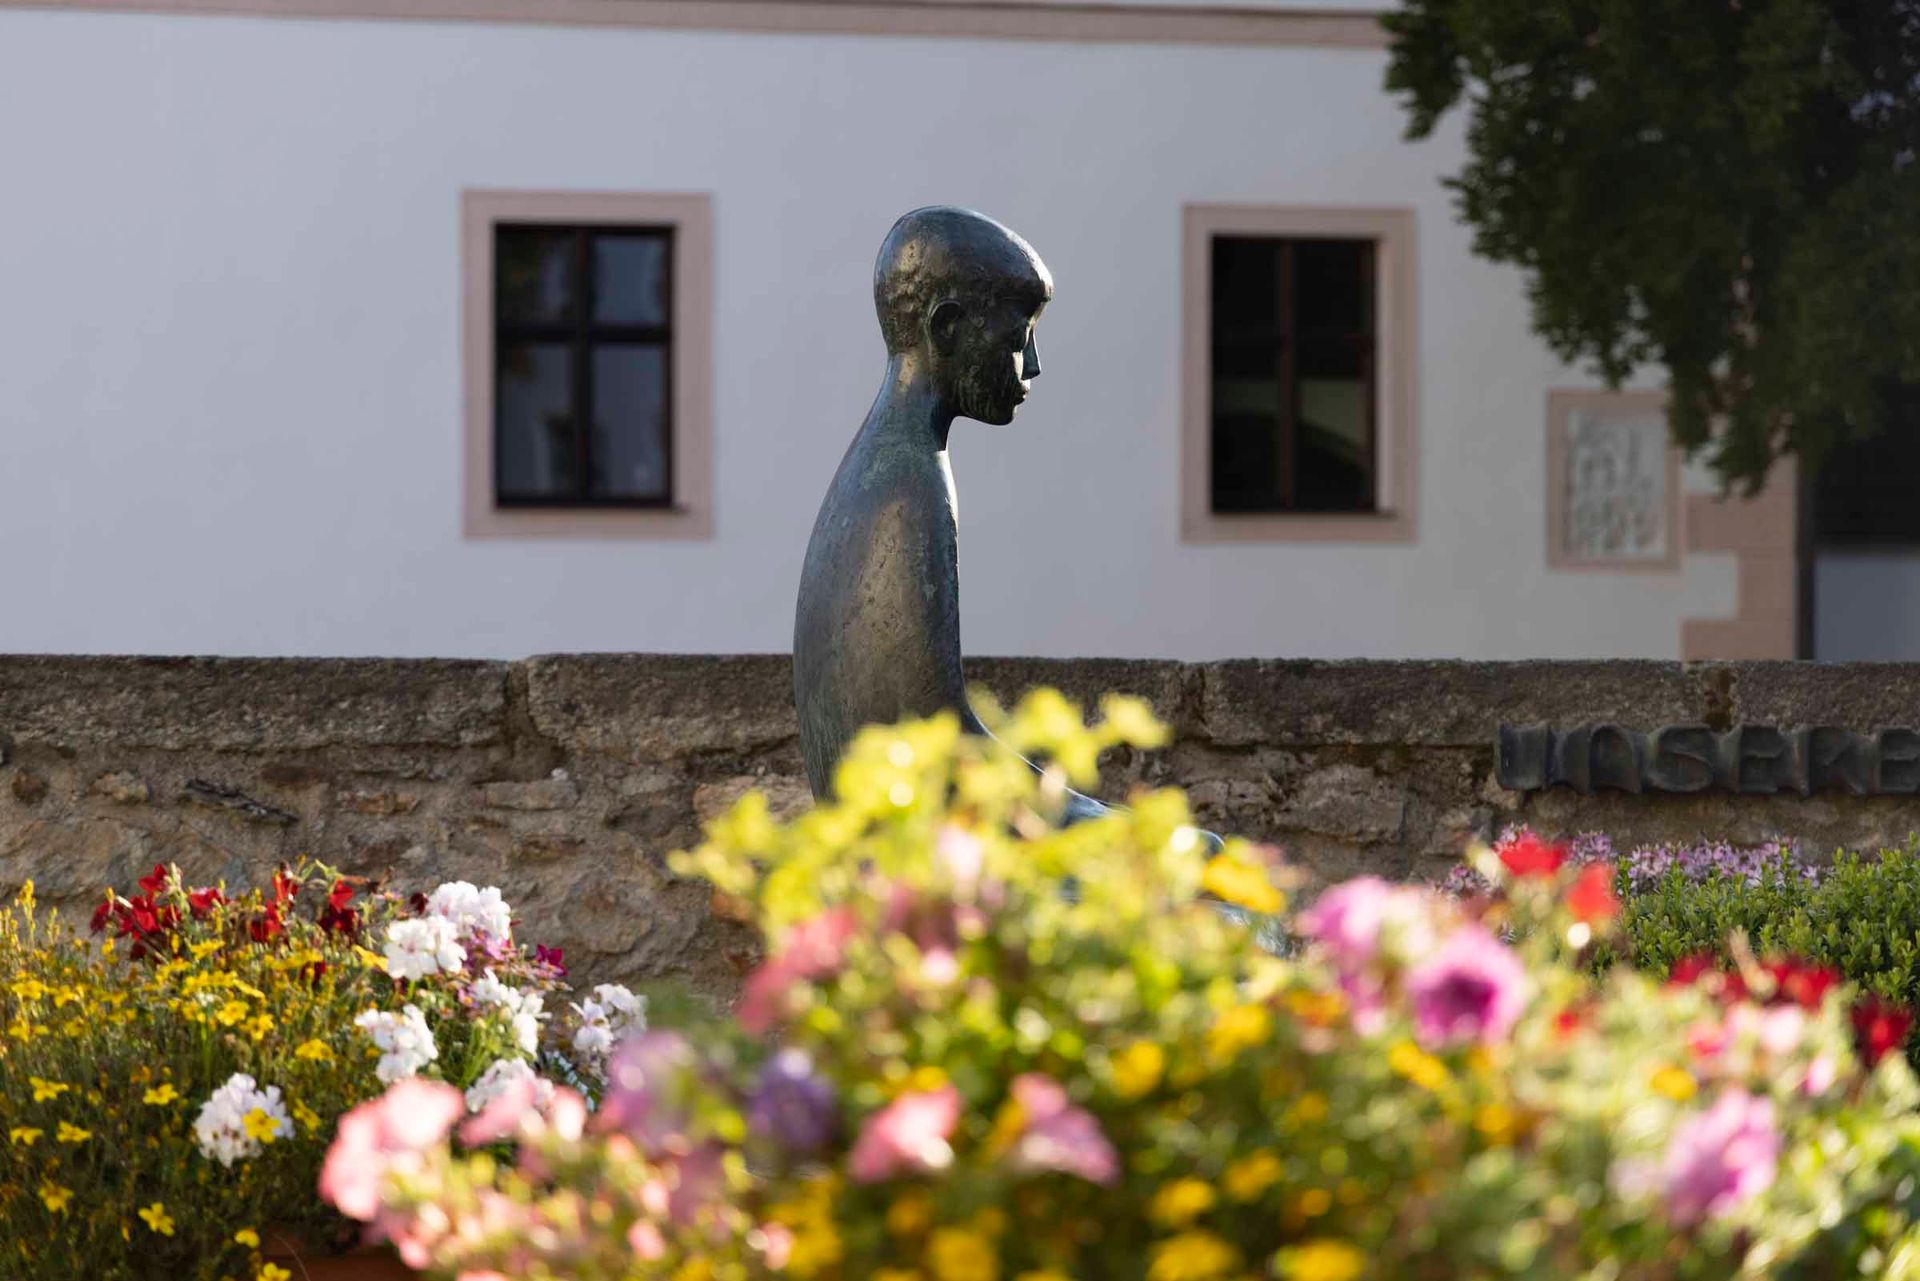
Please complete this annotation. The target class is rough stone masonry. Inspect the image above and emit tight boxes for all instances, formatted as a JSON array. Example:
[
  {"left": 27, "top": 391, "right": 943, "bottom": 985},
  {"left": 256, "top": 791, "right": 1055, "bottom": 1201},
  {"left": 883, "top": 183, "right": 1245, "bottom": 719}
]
[{"left": 4, "top": 654, "right": 1920, "bottom": 997}]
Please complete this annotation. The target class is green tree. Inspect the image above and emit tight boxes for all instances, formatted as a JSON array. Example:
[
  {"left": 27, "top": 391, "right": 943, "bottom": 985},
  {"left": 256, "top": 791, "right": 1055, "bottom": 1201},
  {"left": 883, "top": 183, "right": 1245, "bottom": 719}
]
[{"left": 1385, "top": 0, "right": 1920, "bottom": 490}]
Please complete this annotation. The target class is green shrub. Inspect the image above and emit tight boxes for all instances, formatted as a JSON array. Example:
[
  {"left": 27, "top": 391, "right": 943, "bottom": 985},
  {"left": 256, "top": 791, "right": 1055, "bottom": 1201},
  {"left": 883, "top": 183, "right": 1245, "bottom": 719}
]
[{"left": 1622, "top": 841, "right": 1920, "bottom": 1018}]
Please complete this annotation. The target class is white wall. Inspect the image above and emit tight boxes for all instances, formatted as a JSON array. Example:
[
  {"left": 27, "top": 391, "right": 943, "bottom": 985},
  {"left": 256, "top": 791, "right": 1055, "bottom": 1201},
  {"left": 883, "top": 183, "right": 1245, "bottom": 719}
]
[{"left": 0, "top": 9, "right": 1735, "bottom": 659}]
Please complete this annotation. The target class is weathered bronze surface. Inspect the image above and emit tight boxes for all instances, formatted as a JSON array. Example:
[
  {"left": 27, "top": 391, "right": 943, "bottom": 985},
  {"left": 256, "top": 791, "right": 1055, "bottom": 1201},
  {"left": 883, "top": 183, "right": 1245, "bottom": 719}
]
[
  {"left": 792, "top": 207, "right": 1110, "bottom": 821},
  {"left": 1498, "top": 723, "right": 1920, "bottom": 795}
]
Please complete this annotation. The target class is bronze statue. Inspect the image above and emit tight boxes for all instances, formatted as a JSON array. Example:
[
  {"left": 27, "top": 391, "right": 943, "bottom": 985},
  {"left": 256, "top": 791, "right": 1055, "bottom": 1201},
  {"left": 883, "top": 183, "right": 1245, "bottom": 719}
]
[{"left": 793, "top": 206, "right": 1108, "bottom": 823}]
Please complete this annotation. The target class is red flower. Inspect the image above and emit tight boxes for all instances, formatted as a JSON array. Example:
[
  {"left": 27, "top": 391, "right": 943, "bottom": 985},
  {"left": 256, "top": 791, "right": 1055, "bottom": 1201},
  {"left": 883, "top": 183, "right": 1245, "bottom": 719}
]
[
  {"left": 137, "top": 862, "right": 173, "bottom": 896},
  {"left": 1669, "top": 952, "right": 1721, "bottom": 986},
  {"left": 535, "top": 945, "right": 567, "bottom": 977},
  {"left": 89, "top": 897, "right": 116, "bottom": 935},
  {"left": 249, "top": 904, "right": 286, "bottom": 945},
  {"left": 318, "top": 879, "right": 360, "bottom": 937},
  {"left": 1496, "top": 831, "right": 1569, "bottom": 880},
  {"left": 1566, "top": 863, "right": 1620, "bottom": 923},
  {"left": 1852, "top": 996, "right": 1914, "bottom": 1066},
  {"left": 407, "top": 892, "right": 430, "bottom": 917},
  {"left": 1553, "top": 1006, "right": 1587, "bottom": 1039},
  {"left": 1763, "top": 959, "right": 1842, "bottom": 1011},
  {"left": 188, "top": 887, "right": 226, "bottom": 919},
  {"left": 271, "top": 868, "right": 300, "bottom": 907}
]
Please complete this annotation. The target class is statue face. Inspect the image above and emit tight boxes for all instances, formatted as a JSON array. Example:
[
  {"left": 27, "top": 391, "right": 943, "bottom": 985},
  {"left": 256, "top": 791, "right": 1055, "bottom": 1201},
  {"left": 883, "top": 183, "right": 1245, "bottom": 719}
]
[{"left": 939, "top": 292, "right": 1047, "bottom": 427}]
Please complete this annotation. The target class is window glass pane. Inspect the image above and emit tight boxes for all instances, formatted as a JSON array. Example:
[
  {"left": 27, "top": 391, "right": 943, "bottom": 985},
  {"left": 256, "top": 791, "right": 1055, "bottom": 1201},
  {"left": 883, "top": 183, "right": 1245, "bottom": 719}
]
[
  {"left": 590, "top": 343, "right": 670, "bottom": 500},
  {"left": 1292, "top": 239, "right": 1372, "bottom": 333},
  {"left": 496, "top": 229, "right": 575, "bottom": 324},
  {"left": 1212, "top": 237, "right": 1283, "bottom": 333},
  {"left": 1295, "top": 334, "right": 1372, "bottom": 511},
  {"left": 593, "top": 233, "right": 670, "bottom": 327},
  {"left": 496, "top": 343, "right": 577, "bottom": 498}
]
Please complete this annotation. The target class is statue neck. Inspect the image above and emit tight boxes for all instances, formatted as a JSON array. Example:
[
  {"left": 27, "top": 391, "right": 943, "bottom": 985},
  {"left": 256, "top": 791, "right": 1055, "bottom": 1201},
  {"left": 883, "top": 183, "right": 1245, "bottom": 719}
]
[{"left": 867, "top": 354, "right": 957, "bottom": 452}]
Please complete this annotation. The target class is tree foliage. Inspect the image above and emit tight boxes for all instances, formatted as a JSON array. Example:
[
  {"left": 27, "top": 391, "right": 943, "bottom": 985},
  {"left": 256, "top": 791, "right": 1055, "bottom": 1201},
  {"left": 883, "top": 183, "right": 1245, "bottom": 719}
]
[{"left": 1385, "top": 0, "right": 1920, "bottom": 489}]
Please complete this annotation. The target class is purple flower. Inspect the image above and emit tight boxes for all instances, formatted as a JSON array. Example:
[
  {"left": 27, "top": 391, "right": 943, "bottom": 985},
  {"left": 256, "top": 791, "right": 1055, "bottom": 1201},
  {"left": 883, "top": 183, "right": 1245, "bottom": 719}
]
[
  {"left": 597, "top": 1030, "right": 698, "bottom": 1155},
  {"left": 1404, "top": 923, "right": 1530, "bottom": 1048},
  {"left": 1660, "top": 1089, "right": 1779, "bottom": 1225},
  {"left": 747, "top": 1049, "right": 839, "bottom": 1155},
  {"left": 1003, "top": 1073, "right": 1119, "bottom": 1185}
]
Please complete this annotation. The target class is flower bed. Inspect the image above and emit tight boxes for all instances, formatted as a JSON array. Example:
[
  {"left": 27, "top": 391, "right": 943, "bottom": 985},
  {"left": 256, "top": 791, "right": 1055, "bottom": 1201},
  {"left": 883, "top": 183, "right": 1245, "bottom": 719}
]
[
  {"left": 0, "top": 863, "right": 646, "bottom": 1280},
  {"left": 321, "top": 693, "right": 1920, "bottom": 1281}
]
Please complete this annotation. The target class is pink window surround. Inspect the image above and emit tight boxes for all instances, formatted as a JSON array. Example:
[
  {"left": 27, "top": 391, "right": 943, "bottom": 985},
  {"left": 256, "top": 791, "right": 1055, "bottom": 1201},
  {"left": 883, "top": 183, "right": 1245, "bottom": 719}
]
[
  {"left": 462, "top": 189, "right": 714, "bottom": 540},
  {"left": 1180, "top": 205, "right": 1418, "bottom": 544}
]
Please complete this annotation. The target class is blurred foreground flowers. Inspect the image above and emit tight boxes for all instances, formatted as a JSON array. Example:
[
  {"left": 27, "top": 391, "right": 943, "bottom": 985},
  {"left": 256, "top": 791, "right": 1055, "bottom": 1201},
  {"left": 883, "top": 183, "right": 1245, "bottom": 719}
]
[
  {"left": 0, "top": 861, "right": 646, "bottom": 1279},
  {"left": 336, "top": 691, "right": 1920, "bottom": 1280}
]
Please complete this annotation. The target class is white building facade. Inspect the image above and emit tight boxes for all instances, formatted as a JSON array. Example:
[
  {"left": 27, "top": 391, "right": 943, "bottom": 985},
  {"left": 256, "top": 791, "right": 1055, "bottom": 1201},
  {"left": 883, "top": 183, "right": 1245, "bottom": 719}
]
[{"left": 0, "top": 0, "right": 1806, "bottom": 661}]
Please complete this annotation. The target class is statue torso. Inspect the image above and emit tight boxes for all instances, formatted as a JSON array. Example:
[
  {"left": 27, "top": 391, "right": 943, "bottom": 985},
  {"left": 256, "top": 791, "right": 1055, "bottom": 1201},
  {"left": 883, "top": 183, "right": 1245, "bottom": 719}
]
[{"left": 794, "top": 421, "right": 966, "bottom": 796}]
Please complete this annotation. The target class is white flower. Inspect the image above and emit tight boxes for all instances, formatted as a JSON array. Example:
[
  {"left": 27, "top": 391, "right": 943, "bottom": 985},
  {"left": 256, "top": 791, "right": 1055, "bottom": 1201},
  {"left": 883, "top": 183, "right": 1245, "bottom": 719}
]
[
  {"left": 464, "top": 1057, "right": 556, "bottom": 1113},
  {"left": 383, "top": 915, "right": 466, "bottom": 982},
  {"left": 192, "top": 1072, "right": 293, "bottom": 1167},
  {"left": 468, "top": 969, "right": 547, "bottom": 1057},
  {"left": 426, "top": 881, "right": 514, "bottom": 946},
  {"left": 570, "top": 983, "right": 648, "bottom": 1075},
  {"left": 355, "top": 1004, "right": 439, "bottom": 1084}
]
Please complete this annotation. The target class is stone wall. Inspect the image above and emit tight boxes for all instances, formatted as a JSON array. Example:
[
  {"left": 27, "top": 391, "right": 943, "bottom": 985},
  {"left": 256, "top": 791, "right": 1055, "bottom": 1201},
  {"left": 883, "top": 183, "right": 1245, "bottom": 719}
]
[{"left": 5, "top": 654, "right": 1920, "bottom": 994}]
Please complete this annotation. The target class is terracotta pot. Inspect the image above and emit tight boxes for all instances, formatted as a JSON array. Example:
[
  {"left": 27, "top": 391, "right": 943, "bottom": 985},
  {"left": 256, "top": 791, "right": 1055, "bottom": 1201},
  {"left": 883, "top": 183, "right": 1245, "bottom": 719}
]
[{"left": 263, "top": 1236, "right": 415, "bottom": 1280}]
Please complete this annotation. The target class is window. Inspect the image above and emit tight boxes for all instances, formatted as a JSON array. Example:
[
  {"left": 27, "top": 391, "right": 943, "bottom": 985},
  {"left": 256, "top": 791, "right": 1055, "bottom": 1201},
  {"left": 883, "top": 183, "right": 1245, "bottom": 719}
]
[
  {"left": 1210, "top": 236, "right": 1376, "bottom": 512},
  {"left": 1182, "top": 206, "right": 1415, "bottom": 543},
  {"left": 464, "top": 191, "right": 712, "bottom": 538}
]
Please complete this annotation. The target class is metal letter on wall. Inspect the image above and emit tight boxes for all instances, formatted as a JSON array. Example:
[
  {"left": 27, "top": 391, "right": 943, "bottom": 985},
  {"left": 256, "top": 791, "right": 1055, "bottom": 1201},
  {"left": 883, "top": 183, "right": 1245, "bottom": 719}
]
[{"left": 1496, "top": 724, "right": 1910, "bottom": 796}]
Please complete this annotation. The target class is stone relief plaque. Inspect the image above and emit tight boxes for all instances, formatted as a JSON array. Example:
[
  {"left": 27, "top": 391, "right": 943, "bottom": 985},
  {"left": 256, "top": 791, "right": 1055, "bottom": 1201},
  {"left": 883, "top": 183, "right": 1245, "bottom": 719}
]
[{"left": 1547, "top": 389, "right": 1679, "bottom": 571}]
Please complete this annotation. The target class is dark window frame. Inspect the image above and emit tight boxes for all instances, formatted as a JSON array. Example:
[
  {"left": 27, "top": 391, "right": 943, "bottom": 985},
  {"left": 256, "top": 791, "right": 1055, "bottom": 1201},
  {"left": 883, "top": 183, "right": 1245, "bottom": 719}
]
[
  {"left": 1207, "top": 234, "right": 1380, "bottom": 516},
  {"left": 493, "top": 222, "right": 677, "bottom": 510}
]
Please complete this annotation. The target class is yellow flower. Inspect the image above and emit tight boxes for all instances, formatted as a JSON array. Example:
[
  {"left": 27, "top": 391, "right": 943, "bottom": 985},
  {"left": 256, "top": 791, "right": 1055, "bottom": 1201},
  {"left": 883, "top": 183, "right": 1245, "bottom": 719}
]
[
  {"left": 927, "top": 1227, "right": 999, "bottom": 1281},
  {"left": 888, "top": 1189, "right": 935, "bottom": 1238},
  {"left": 1110, "top": 1041, "right": 1166, "bottom": 1098},
  {"left": 38, "top": 1183, "right": 72, "bottom": 1214},
  {"left": 11, "top": 978, "right": 50, "bottom": 1001},
  {"left": 1288, "top": 1093, "right": 1328, "bottom": 1125},
  {"left": 1223, "top": 1151, "right": 1284, "bottom": 1202},
  {"left": 144, "top": 1084, "right": 181, "bottom": 1106},
  {"left": 294, "top": 1038, "right": 334, "bottom": 1062},
  {"left": 1150, "top": 1179, "right": 1218, "bottom": 1228},
  {"left": 1651, "top": 1065, "right": 1697, "bottom": 1102},
  {"left": 1016, "top": 1272, "right": 1073, "bottom": 1281},
  {"left": 1147, "top": 1231, "right": 1239, "bottom": 1281},
  {"left": 1386, "top": 1041, "right": 1450, "bottom": 1092},
  {"left": 243, "top": 1108, "right": 282, "bottom": 1144},
  {"left": 874, "top": 1271, "right": 924, "bottom": 1281},
  {"left": 1282, "top": 1240, "right": 1366, "bottom": 1281},
  {"left": 1201, "top": 855, "right": 1285, "bottom": 915},
  {"left": 1207, "top": 1004, "right": 1272, "bottom": 1064},
  {"left": 138, "top": 1202, "right": 175, "bottom": 1236},
  {"left": 235, "top": 1228, "right": 261, "bottom": 1248},
  {"left": 55, "top": 1122, "right": 91, "bottom": 1144},
  {"left": 216, "top": 999, "right": 250, "bottom": 1027},
  {"left": 244, "top": 1012, "right": 276, "bottom": 1041},
  {"left": 28, "top": 1076, "right": 70, "bottom": 1103},
  {"left": 293, "top": 1101, "right": 322, "bottom": 1134},
  {"left": 1474, "top": 1103, "right": 1521, "bottom": 1145},
  {"left": 9, "top": 1127, "right": 44, "bottom": 1147},
  {"left": 259, "top": 1265, "right": 292, "bottom": 1281},
  {"left": 1292, "top": 1188, "right": 1333, "bottom": 1219}
]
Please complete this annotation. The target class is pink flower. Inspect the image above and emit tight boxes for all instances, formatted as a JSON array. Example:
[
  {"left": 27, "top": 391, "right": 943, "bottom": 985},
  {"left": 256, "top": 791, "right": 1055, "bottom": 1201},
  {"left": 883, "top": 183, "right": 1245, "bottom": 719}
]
[
  {"left": 319, "top": 1079, "right": 464, "bottom": 1221},
  {"left": 936, "top": 825, "right": 984, "bottom": 891},
  {"left": 737, "top": 907, "right": 859, "bottom": 1034},
  {"left": 597, "top": 1032, "right": 698, "bottom": 1155},
  {"left": 848, "top": 1085, "right": 961, "bottom": 1182},
  {"left": 1404, "top": 924, "right": 1530, "bottom": 1048},
  {"left": 1660, "top": 1089, "right": 1779, "bottom": 1225},
  {"left": 629, "top": 1221, "right": 667, "bottom": 1261},
  {"left": 1298, "top": 877, "right": 1430, "bottom": 969},
  {"left": 1002, "top": 1073, "right": 1119, "bottom": 1185}
]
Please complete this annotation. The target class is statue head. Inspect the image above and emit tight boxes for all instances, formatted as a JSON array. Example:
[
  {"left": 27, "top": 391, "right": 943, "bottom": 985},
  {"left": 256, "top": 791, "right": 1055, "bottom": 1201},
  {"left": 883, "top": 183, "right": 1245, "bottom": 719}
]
[{"left": 874, "top": 206, "right": 1052, "bottom": 426}]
